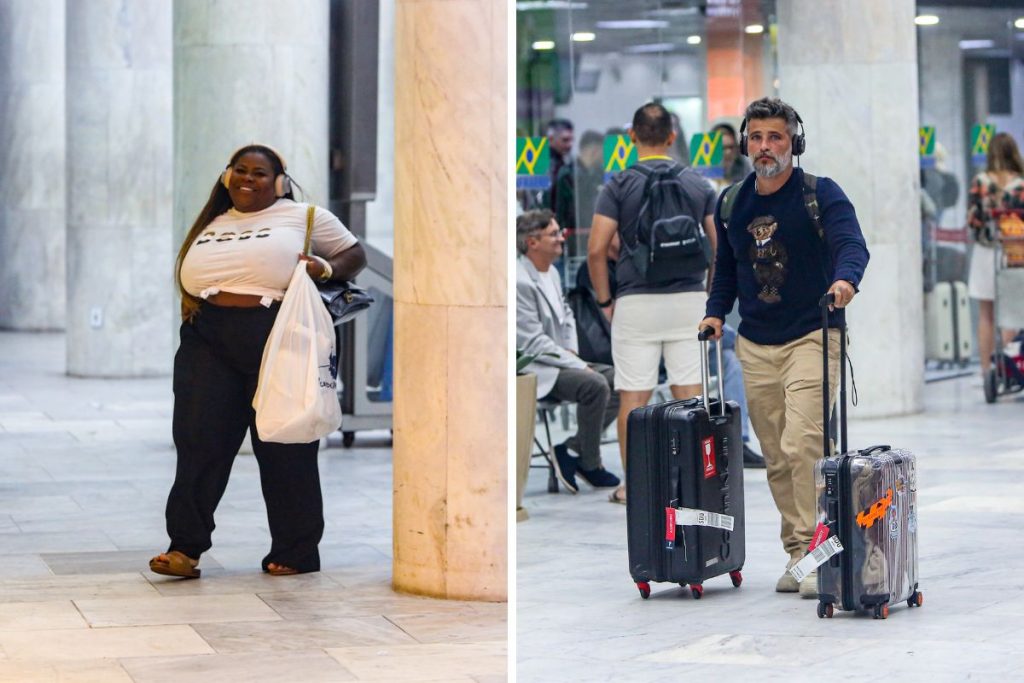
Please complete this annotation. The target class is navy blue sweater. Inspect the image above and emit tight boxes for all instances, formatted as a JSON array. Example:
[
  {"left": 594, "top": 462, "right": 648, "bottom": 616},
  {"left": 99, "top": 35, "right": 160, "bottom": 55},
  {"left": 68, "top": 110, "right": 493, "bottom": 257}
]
[{"left": 705, "top": 169, "right": 869, "bottom": 345}]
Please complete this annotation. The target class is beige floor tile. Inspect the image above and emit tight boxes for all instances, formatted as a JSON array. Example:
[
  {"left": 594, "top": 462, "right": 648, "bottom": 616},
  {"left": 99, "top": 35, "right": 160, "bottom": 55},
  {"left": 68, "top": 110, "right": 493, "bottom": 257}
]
[
  {"left": 0, "top": 573, "right": 159, "bottom": 603},
  {"left": 192, "top": 616, "right": 417, "bottom": 653},
  {"left": 0, "top": 660, "right": 134, "bottom": 683},
  {"left": 74, "top": 593, "right": 282, "bottom": 627},
  {"left": 120, "top": 650, "right": 357, "bottom": 682},
  {"left": 0, "top": 601, "right": 87, "bottom": 631},
  {"left": 41, "top": 550, "right": 222, "bottom": 576},
  {"left": 0, "top": 625, "right": 213, "bottom": 661},
  {"left": 326, "top": 641, "right": 506, "bottom": 681},
  {"left": 384, "top": 611, "right": 508, "bottom": 644},
  {"left": 258, "top": 587, "right": 506, "bottom": 620},
  {"left": 148, "top": 569, "right": 342, "bottom": 597}
]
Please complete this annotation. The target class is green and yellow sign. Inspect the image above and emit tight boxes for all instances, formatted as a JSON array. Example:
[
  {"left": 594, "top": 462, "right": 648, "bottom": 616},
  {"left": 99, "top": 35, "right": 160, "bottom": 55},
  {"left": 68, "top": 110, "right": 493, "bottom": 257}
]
[
  {"left": 516, "top": 137, "right": 551, "bottom": 190},
  {"left": 971, "top": 123, "right": 995, "bottom": 166},
  {"left": 919, "top": 126, "right": 935, "bottom": 168},
  {"left": 603, "top": 134, "right": 637, "bottom": 181},
  {"left": 689, "top": 131, "right": 724, "bottom": 178}
]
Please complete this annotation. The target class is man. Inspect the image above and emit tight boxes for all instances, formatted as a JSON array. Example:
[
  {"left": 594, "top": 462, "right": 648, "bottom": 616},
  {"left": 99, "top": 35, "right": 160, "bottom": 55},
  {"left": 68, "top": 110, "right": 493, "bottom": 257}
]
[
  {"left": 588, "top": 102, "right": 717, "bottom": 505},
  {"left": 699, "top": 97, "right": 870, "bottom": 598},
  {"left": 517, "top": 209, "right": 621, "bottom": 494},
  {"left": 545, "top": 119, "right": 575, "bottom": 213},
  {"left": 554, "top": 130, "right": 604, "bottom": 233},
  {"left": 711, "top": 122, "right": 754, "bottom": 186}
]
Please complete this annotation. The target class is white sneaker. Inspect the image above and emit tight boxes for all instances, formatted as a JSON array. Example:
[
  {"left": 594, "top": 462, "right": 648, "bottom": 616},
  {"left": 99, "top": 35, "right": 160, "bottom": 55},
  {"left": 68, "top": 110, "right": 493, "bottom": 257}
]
[
  {"left": 799, "top": 569, "right": 818, "bottom": 599},
  {"left": 776, "top": 557, "right": 800, "bottom": 593}
]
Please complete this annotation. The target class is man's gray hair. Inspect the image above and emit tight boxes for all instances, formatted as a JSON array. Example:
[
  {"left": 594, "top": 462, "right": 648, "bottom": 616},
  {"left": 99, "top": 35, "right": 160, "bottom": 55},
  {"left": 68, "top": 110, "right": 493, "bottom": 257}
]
[
  {"left": 744, "top": 97, "right": 800, "bottom": 137},
  {"left": 516, "top": 209, "right": 554, "bottom": 255}
]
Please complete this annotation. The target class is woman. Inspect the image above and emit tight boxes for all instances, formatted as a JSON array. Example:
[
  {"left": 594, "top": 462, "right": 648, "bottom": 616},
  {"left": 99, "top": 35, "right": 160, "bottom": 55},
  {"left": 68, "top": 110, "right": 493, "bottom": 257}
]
[
  {"left": 966, "top": 132, "right": 1024, "bottom": 382},
  {"left": 150, "top": 144, "right": 366, "bottom": 578}
]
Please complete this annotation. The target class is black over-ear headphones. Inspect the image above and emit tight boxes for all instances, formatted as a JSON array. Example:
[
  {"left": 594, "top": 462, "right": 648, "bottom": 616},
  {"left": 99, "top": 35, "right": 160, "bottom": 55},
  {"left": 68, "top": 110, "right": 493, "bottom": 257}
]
[
  {"left": 221, "top": 144, "right": 291, "bottom": 197},
  {"left": 739, "top": 110, "right": 806, "bottom": 157}
]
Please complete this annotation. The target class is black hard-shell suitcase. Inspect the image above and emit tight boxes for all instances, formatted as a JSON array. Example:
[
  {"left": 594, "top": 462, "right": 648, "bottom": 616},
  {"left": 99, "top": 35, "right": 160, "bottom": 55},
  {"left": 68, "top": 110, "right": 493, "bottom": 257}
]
[
  {"left": 810, "top": 295, "right": 923, "bottom": 619},
  {"left": 626, "top": 332, "right": 745, "bottom": 599}
]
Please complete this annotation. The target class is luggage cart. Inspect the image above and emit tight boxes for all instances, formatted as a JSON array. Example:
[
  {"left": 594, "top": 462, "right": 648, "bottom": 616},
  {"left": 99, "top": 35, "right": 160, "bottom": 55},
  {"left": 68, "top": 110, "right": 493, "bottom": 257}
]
[{"left": 985, "top": 210, "right": 1024, "bottom": 403}]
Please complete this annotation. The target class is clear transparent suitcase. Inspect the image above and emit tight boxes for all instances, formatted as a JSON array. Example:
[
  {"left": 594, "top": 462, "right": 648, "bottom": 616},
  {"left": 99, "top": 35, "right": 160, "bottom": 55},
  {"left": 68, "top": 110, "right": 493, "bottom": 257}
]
[{"left": 811, "top": 295, "right": 923, "bottom": 619}]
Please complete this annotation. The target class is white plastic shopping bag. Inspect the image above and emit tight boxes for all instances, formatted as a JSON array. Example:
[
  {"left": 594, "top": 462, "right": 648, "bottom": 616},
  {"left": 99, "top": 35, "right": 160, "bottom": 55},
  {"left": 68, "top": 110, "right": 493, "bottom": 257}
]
[{"left": 253, "top": 262, "right": 342, "bottom": 443}]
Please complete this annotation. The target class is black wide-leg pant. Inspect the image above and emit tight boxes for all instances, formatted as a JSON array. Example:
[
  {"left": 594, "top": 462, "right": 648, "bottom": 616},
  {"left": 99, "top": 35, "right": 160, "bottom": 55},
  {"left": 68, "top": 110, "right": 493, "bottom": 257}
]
[{"left": 166, "top": 302, "right": 324, "bottom": 573}]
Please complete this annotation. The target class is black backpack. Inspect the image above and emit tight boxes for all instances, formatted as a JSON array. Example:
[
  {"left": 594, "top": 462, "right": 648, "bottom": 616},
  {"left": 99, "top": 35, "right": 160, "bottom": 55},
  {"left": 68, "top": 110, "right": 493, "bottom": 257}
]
[{"left": 622, "top": 163, "right": 710, "bottom": 285}]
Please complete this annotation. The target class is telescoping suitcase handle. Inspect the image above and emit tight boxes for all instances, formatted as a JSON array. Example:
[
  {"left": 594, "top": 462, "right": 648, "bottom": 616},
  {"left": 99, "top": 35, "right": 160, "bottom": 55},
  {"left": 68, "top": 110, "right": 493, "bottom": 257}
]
[
  {"left": 819, "top": 294, "right": 848, "bottom": 458},
  {"left": 697, "top": 327, "right": 726, "bottom": 417}
]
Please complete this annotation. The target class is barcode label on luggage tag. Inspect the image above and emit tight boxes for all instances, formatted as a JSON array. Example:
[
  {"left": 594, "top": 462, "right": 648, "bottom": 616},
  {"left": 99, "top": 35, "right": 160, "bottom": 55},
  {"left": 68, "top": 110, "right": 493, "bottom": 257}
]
[
  {"left": 789, "top": 536, "right": 844, "bottom": 582},
  {"left": 670, "top": 507, "right": 734, "bottom": 532}
]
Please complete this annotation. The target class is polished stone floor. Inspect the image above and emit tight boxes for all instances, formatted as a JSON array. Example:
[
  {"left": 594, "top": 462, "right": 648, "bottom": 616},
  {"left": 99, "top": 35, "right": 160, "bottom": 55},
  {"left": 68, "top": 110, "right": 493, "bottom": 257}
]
[
  {"left": 0, "top": 332, "right": 505, "bottom": 682},
  {"left": 518, "top": 374, "right": 1024, "bottom": 682}
]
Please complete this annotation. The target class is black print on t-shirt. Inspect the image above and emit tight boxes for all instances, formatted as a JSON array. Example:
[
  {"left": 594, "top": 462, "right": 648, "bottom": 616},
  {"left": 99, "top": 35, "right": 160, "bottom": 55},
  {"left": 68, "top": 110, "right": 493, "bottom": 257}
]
[
  {"left": 194, "top": 227, "right": 271, "bottom": 246},
  {"left": 747, "top": 215, "right": 787, "bottom": 304}
]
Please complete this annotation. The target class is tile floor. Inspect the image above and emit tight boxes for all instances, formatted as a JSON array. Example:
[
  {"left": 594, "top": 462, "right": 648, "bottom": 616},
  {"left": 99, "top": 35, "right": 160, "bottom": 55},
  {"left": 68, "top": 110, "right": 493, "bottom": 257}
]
[
  {"left": 0, "top": 332, "right": 505, "bottom": 682},
  {"left": 518, "top": 373, "right": 1024, "bottom": 682}
]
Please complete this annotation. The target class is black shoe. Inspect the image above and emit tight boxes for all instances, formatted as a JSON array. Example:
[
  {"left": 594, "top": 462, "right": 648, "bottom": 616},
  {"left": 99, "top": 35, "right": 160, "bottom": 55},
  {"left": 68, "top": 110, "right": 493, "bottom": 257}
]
[
  {"left": 743, "top": 444, "right": 766, "bottom": 468},
  {"left": 577, "top": 466, "right": 621, "bottom": 489},
  {"left": 551, "top": 443, "right": 579, "bottom": 494}
]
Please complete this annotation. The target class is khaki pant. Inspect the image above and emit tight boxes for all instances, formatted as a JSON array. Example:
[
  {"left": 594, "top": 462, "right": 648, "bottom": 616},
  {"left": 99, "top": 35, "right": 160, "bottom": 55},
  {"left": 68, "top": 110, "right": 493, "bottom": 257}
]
[{"left": 736, "top": 329, "right": 839, "bottom": 558}]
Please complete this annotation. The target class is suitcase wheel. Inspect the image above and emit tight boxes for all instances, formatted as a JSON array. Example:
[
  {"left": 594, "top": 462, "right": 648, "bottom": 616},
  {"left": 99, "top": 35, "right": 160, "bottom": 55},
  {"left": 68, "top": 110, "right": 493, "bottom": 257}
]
[
  {"left": 729, "top": 570, "right": 742, "bottom": 588},
  {"left": 636, "top": 581, "right": 651, "bottom": 600},
  {"left": 907, "top": 591, "right": 923, "bottom": 608},
  {"left": 816, "top": 602, "right": 834, "bottom": 619},
  {"left": 689, "top": 583, "right": 703, "bottom": 600},
  {"left": 873, "top": 603, "right": 889, "bottom": 620}
]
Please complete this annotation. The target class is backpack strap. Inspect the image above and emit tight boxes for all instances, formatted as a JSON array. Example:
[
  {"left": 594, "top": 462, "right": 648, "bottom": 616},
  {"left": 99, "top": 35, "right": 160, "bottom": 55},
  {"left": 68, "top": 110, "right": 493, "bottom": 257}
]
[
  {"left": 720, "top": 182, "right": 742, "bottom": 229},
  {"left": 802, "top": 172, "right": 824, "bottom": 240}
]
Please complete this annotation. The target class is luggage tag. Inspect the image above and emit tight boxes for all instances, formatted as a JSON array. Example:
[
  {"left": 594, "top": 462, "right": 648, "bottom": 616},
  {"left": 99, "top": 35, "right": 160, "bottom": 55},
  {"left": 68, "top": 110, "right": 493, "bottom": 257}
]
[
  {"left": 789, "top": 531, "right": 844, "bottom": 582},
  {"left": 665, "top": 506, "right": 734, "bottom": 534}
]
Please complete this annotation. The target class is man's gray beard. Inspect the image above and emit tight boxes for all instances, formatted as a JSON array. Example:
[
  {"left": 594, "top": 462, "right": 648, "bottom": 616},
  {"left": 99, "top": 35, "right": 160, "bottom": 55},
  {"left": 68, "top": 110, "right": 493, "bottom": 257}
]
[{"left": 753, "top": 150, "right": 792, "bottom": 178}]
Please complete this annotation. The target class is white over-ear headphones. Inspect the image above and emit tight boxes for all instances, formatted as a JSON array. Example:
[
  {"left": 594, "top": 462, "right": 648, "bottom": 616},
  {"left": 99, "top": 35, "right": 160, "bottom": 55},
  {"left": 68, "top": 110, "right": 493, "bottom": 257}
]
[{"left": 220, "top": 144, "right": 291, "bottom": 197}]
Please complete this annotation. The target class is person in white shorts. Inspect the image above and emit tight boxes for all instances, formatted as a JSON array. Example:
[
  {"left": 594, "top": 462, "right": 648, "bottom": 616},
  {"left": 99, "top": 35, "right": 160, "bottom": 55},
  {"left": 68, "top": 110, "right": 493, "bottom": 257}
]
[
  {"left": 588, "top": 102, "right": 717, "bottom": 505},
  {"left": 966, "top": 132, "right": 1024, "bottom": 380}
]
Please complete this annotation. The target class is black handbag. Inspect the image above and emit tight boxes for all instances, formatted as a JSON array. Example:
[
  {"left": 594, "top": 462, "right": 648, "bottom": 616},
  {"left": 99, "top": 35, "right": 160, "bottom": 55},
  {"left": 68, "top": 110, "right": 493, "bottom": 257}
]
[
  {"left": 317, "top": 280, "right": 374, "bottom": 325},
  {"left": 304, "top": 206, "right": 374, "bottom": 326}
]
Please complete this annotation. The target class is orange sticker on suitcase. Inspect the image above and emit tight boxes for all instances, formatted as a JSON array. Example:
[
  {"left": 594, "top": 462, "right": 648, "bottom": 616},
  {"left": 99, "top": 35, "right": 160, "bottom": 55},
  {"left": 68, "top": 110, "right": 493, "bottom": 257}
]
[{"left": 856, "top": 488, "right": 893, "bottom": 529}]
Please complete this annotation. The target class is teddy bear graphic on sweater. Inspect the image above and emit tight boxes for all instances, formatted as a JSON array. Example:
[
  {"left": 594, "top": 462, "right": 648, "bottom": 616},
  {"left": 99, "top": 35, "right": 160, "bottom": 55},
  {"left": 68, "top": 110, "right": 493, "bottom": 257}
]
[{"left": 747, "top": 215, "right": 787, "bottom": 304}]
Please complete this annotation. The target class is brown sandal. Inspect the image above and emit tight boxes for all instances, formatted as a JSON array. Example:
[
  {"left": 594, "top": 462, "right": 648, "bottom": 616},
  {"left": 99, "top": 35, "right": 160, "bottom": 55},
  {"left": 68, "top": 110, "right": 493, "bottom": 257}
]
[
  {"left": 266, "top": 563, "right": 298, "bottom": 576},
  {"left": 149, "top": 551, "right": 201, "bottom": 579},
  {"left": 608, "top": 486, "right": 627, "bottom": 506}
]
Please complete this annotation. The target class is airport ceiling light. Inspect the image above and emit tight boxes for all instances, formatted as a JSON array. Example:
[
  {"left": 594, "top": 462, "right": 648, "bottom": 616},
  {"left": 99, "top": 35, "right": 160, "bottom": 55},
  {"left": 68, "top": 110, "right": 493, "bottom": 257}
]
[
  {"left": 595, "top": 20, "right": 670, "bottom": 29},
  {"left": 687, "top": 35, "right": 702, "bottom": 45},
  {"left": 572, "top": 31, "right": 596, "bottom": 42},
  {"left": 744, "top": 24, "right": 764, "bottom": 34},
  {"left": 532, "top": 40, "right": 556, "bottom": 50},
  {"left": 517, "top": 1, "right": 588, "bottom": 9},
  {"left": 1015, "top": 17, "right": 1024, "bottom": 29},
  {"left": 959, "top": 39, "right": 995, "bottom": 49},
  {"left": 914, "top": 15, "right": 940, "bottom": 26},
  {"left": 625, "top": 42, "right": 677, "bottom": 54}
]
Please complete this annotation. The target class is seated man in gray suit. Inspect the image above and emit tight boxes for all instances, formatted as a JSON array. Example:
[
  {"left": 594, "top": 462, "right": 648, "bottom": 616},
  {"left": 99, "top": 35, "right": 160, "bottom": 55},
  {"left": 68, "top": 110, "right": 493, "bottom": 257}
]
[{"left": 516, "top": 209, "right": 620, "bottom": 493}]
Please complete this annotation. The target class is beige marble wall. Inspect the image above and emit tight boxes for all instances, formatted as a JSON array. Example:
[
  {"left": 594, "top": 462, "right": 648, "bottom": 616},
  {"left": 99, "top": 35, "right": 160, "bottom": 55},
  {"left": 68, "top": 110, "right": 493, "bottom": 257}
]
[
  {"left": 392, "top": 0, "right": 507, "bottom": 601},
  {"left": 65, "top": 1, "right": 173, "bottom": 377},
  {"left": 777, "top": 0, "right": 924, "bottom": 417},
  {"left": 0, "top": 0, "right": 65, "bottom": 330}
]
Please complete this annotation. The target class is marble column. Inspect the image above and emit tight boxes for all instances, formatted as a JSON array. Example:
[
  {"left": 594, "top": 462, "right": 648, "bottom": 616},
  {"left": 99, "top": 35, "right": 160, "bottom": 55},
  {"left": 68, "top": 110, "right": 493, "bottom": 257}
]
[
  {"left": 392, "top": 0, "right": 507, "bottom": 601},
  {"left": 173, "top": 0, "right": 329, "bottom": 253},
  {"left": 776, "top": 0, "right": 923, "bottom": 417},
  {"left": 0, "top": 0, "right": 65, "bottom": 330},
  {"left": 65, "top": 1, "right": 173, "bottom": 377}
]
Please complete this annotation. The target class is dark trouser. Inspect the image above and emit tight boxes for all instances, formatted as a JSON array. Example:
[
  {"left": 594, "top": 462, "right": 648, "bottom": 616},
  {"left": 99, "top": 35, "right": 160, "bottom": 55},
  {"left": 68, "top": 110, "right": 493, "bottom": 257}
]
[
  {"left": 167, "top": 302, "right": 324, "bottom": 573},
  {"left": 543, "top": 362, "right": 617, "bottom": 470}
]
